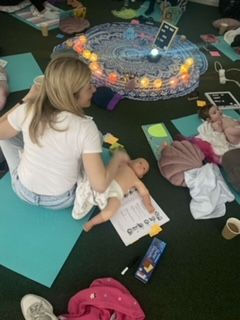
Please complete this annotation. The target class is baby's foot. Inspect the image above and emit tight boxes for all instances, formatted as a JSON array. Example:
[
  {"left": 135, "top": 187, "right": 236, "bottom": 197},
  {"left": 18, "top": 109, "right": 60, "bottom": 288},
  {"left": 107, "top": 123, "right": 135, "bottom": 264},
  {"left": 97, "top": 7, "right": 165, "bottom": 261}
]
[{"left": 83, "top": 221, "right": 93, "bottom": 232}]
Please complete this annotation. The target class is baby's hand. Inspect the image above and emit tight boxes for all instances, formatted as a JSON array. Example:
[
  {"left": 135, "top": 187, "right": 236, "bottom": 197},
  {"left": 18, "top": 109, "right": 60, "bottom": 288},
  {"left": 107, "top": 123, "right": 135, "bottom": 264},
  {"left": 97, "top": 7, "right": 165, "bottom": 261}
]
[
  {"left": 142, "top": 195, "right": 155, "bottom": 213},
  {"left": 147, "top": 203, "right": 155, "bottom": 213}
]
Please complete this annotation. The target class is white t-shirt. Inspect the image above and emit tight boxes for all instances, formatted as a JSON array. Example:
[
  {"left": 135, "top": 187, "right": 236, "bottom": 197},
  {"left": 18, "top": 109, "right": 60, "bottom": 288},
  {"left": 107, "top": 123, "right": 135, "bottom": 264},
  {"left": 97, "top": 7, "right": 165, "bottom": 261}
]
[{"left": 8, "top": 104, "right": 102, "bottom": 195}]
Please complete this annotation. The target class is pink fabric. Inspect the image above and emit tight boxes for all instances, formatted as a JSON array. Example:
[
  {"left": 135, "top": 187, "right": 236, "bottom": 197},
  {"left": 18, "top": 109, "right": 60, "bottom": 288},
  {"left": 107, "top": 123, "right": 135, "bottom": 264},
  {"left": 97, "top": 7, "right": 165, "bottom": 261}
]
[
  {"left": 190, "top": 137, "right": 222, "bottom": 165},
  {"left": 175, "top": 134, "right": 221, "bottom": 165},
  {"left": 60, "top": 278, "right": 145, "bottom": 320}
]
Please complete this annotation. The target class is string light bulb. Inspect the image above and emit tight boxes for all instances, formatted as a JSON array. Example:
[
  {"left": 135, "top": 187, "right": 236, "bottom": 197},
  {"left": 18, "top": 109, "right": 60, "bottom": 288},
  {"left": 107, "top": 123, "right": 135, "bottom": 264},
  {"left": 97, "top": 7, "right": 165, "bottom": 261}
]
[
  {"left": 82, "top": 50, "right": 91, "bottom": 59},
  {"left": 154, "top": 79, "right": 163, "bottom": 89},
  {"left": 89, "top": 53, "right": 98, "bottom": 62},
  {"left": 78, "top": 35, "right": 88, "bottom": 45},
  {"left": 89, "top": 62, "right": 100, "bottom": 72},
  {"left": 108, "top": 72, "right": 119, "bottom": 84},
  {"left": 140, "top": 77, "right": 150, "bottom": 88},
  {"left": 180, "top": 64, "right": 189, "bottom": 74},
  {"left": 185, "top": 57, "right": 194, "bottom": 67}
]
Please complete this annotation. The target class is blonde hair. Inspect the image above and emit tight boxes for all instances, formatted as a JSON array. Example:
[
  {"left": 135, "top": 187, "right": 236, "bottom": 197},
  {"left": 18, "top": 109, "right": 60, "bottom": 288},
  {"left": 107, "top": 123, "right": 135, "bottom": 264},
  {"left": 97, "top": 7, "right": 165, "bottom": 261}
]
[{"left": 28, "top": 56, "right": 91, "bottom": 144}]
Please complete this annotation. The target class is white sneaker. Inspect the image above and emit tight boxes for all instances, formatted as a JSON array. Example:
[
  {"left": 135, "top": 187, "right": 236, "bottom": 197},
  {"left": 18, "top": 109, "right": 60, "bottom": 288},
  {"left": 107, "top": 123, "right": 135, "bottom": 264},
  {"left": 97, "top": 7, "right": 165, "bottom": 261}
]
[{"left": 20, "top": 294, "right": 58, "bottom": 320}]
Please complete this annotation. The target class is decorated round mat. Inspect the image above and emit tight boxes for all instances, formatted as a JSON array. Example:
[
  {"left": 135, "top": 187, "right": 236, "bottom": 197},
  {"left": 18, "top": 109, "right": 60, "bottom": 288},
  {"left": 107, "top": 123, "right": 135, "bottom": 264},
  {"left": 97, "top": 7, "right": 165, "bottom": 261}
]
[{"left": 53, "top": 22, "right": 208, "bottom": 101}]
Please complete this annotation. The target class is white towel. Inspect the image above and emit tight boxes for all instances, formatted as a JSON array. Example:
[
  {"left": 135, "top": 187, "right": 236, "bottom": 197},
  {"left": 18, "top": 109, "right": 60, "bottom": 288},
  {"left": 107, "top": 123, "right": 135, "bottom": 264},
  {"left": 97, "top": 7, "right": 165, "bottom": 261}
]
[{"left": 184, "top": 163, "right": 234, "bottom": 219}]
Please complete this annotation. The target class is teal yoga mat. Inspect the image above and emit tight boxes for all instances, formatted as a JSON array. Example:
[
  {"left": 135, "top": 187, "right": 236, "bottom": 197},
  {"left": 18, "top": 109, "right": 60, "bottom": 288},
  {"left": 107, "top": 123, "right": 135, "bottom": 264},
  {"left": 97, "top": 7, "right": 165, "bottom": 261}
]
[
  {"left": 171, "top": 110, "right": 240, "bottom": 204},
  {"left": 212, "top": 37, "right": 240, "bottom": 62},
  {"left": 142, "top": 122, "right": 173, "bottom": 160},
  {"left": 171, "top": 110, "right": 240, "bottom": 137},
  {"left": 0, "top": 174, "right": 91, "bottom": 287},
  {"left": 1, "top": 52, "right": 43, "bottom": 93}
]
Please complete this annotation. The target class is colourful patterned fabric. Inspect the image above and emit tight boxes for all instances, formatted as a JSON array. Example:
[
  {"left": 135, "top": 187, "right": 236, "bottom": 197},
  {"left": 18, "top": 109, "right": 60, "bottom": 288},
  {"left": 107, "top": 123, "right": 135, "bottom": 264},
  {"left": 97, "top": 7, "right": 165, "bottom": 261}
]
[{"left": 53, "top": 22, "right": 208, "bottom": 101}]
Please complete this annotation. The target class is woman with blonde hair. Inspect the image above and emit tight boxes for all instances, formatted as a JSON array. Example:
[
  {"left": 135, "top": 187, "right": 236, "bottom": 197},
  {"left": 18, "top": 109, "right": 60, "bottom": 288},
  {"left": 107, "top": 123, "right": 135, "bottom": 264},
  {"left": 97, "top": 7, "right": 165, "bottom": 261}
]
[{"left": 0, "top": 57, "right": 129, "bottom": 210}]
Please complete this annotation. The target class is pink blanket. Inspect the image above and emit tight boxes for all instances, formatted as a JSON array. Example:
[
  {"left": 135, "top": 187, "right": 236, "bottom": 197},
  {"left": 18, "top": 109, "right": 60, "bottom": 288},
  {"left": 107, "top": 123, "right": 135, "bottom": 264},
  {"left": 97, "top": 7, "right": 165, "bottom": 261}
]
[{"left": 60, "top": 278, "right": 145, "bottom": 320}]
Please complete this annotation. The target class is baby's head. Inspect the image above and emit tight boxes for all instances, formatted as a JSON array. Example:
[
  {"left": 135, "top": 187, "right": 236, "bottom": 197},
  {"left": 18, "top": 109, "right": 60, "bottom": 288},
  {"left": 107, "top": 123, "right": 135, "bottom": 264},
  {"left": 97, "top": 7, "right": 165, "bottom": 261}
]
[
  {"left": 129, "top": 158, "right": 150, "bottom": 178},
  {"left": 198, "top": 104, "right": 222, "bottom": 122}
]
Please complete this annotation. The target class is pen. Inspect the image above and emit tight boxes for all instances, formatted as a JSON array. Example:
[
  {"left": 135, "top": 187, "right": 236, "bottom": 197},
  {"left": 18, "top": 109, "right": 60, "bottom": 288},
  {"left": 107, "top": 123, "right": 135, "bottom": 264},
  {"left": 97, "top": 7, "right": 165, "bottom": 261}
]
[{"left": 121, "top": 256, "right": 141, "bottom": 276}]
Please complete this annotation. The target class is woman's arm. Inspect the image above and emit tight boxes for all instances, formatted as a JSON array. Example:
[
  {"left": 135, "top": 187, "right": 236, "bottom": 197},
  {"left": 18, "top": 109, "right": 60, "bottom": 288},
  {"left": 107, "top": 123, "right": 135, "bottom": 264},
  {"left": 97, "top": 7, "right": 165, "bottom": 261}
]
[
  {"left": 0, "top": 117, "right": 19, "bottom": 139},
  {"left": 0, "top": 83, "right": 39, "bottom": 123},
  {"left": 82, "top": 151, "right": 130, "bottom": 193}
]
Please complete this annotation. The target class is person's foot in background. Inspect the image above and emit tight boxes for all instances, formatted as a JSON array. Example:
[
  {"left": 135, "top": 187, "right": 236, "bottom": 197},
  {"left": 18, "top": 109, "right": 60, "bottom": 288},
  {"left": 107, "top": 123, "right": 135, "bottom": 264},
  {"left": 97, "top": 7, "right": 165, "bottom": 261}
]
[{"left": 21, "top": 294, "right": 58, "bottom": 320}]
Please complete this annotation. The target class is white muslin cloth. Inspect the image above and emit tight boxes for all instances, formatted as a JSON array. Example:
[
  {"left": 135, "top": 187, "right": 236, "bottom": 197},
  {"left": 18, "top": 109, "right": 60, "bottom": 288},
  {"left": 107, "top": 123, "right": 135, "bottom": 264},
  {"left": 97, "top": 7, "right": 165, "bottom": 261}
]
[
  {"left": 197, "top": 119, "right": 240, "bottom": 156},
  {"left": 184, "top": 163, "right": 234, "bottom": 219},
  {"left": 72, "top": 173, "right": 124, "bottom": 220}
]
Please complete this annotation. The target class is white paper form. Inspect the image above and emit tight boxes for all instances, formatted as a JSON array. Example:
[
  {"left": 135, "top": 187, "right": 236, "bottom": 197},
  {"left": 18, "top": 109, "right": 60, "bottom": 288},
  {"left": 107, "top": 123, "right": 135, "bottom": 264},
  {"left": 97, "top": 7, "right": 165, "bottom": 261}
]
[{"left": 110, "top": 189, "right": 170, "bottom": 246}]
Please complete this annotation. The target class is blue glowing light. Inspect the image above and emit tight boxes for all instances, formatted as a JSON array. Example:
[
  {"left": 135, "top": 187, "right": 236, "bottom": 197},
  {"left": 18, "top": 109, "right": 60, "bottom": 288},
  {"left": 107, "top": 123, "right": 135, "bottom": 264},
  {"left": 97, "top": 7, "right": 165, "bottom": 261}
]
[{"left": 150, "top": 48, "right": 160, "bottom": 57}]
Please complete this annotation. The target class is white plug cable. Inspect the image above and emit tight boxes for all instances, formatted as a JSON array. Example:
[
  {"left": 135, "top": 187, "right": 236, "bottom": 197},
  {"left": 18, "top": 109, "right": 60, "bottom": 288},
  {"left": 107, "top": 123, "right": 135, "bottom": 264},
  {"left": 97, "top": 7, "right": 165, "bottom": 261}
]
[
  {"left": 215, "top": 61, "right": 240, "bottom": 87},
  {"left": 219, "top": 69, "right": 226, "bottom": 84}
]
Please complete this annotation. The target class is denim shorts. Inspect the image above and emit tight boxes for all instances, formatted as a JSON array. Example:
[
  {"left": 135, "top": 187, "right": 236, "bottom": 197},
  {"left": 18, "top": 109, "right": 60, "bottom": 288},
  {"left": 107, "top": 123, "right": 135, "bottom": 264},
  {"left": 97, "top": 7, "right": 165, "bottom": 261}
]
[{"left": 11, "top": 169, "right": 76, "bottom": 210}]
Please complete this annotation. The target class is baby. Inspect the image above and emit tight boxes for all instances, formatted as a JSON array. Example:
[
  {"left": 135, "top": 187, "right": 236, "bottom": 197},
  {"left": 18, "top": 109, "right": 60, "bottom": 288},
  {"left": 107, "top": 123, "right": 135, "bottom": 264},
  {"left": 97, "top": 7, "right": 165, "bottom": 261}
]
[
  {"left": 198, "top": 104, "right": 240, "bottom": 145},
  {"left": 73, "top": 158, "right": 155, "bottom": 231},
  {"left": 0, "top": 66, "right": 8, "bottom": 111}
]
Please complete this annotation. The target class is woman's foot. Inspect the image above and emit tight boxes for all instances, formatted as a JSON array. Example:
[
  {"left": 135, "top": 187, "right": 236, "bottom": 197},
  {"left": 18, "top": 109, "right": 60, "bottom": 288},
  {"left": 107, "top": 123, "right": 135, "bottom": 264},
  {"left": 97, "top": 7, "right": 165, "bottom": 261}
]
[{"left": 21, "top": 294, "right": 58, "bottom": 320}]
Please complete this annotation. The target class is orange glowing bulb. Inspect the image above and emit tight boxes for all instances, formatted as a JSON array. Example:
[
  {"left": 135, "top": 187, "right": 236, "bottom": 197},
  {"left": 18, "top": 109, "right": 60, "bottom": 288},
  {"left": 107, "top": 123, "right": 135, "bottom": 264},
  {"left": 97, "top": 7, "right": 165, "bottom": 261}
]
[
  {"left": 185, "top": 57, "right": 194, "bottom": 67},
  {"left": 181, "top": 73, "right": 190, "bottom": 82},
  {"left": 78, "top": 35, "right": 88, "bottom": 45},
  {"left": 108, "top": 72, "right": 118, "bottom": 84},
  {"left": 94, "top": 68, "right": 103, "bottom": 77},
  {"left": 180, "top": 64, "right": 189, "bottom": 74},
  {"left": 82, "top": 50, "right": 91, "bottom": 59},
  {"left": 74, "top": 43, "right": 84, "bottom": 54},
  {"left": 89, "top": 53, "right": 98, "bottom": 62},
  {"left": 154, "top": 79, "right": 162, "bottom": 89},
  {"left": 170, "top": 78, "right": 178, "bottom": 87},
  {"left": 140, "top": 77, "right": 150, "bottom": 88},
  {"left": 89, "top": 62, "right": 100, "bottom": 72}
]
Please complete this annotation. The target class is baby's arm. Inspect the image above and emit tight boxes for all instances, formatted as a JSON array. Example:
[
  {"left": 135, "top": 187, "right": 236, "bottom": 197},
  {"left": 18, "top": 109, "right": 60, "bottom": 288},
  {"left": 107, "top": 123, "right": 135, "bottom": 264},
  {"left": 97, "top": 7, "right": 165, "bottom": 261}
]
[{"left": 134, "top": 180, "right": 155, "bottom": 213}]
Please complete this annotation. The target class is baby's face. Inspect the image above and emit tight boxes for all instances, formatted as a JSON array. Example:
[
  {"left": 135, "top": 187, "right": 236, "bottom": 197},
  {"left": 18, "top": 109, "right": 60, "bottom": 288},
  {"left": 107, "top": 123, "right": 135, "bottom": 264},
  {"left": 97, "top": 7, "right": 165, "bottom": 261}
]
[
  {"left": 130, "top": 158, "right": 149, "bottom": 178},
  {"left": 209, "top": 105, "right": 222, "bottom": 122}
]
